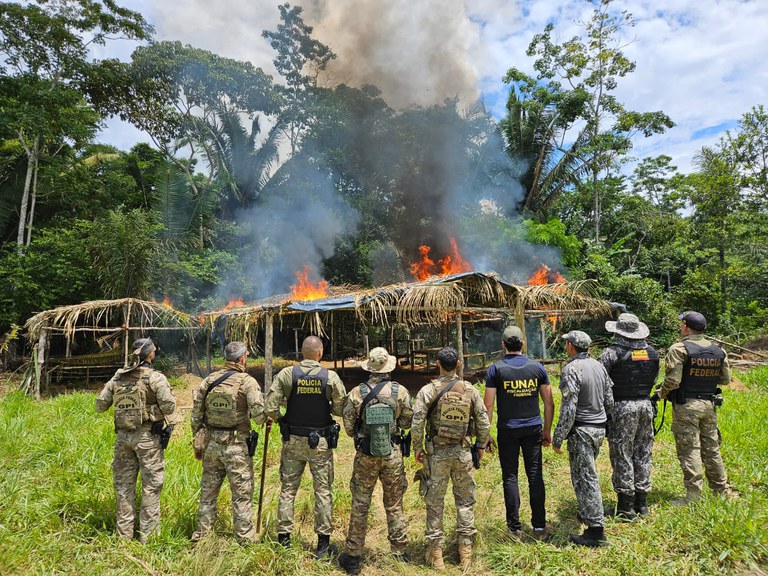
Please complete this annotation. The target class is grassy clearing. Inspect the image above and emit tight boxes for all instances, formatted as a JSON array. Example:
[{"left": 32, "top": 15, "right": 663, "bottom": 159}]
[{"left": 1, "top": 369, "right": 767, "bottom": 575}]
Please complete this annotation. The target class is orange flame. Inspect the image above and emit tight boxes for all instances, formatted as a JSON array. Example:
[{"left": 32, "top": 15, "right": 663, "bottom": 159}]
[
  {"left": 409, "top": 238, "right": 472, "bottom": 281},
  {"left": 527, "top": 265, "right": 566, "bottom": 285},
  {"left": 290, "top": 265, "right": 330, "bottom": 301},
  {"left": 162, "top": 295, "right": 172, "bottom": 307},
  {"left": 409, "top": 245, "right": 436, "bottom": 282},
  {"left": 527, "top": 265, "right": 567, "bottom": 330},
  {"left": 223, "top": 297, "right": 245, "bottom": 311}
]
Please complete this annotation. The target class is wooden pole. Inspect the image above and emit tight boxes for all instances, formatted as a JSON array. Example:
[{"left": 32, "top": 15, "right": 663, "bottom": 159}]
[
  {"left": 363, "top": 334, "right": 370, "bottom": 356},
  {"left": 264, "top": 314, "right": 274, "bottom": 391},
  {"left": 256, "top": 421, "right": 272, "bottom": 535},
  {"left": 332, "top": 314, "right": 337, "bottom": 370},
  {"left": 122, "top": 300, "right": 132, "bottom": 367},
  {"left": 540, "top": 319, "right": 548, "bottom": 360},
  {"left": 294, "top": 329, "right": 299, "bottom": 360},
  {"left": 35, "top": 327, "right": 47, "bottom": 400},
  {"left": 515, "top": 304, "right": 527, "bottom": 349},
  {"left": 205, "top": 327, "right": 212, "bottom": 375},
  {"left": 456, "top": 309, "right": 464, "bottom": 378}
]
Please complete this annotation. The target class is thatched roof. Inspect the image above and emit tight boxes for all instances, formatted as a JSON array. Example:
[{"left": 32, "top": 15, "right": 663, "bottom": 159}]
[
  {"left": 202, "top": 272, "right": 611, "bottom": 340},
  {"left": 25, "top": 298, "right": 198, "bottom": 343}
]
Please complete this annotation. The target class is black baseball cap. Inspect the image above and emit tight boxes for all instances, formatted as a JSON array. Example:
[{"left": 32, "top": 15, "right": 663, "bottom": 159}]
[{"left": 679, "top": 311, "right": 707, "bottom": 331}]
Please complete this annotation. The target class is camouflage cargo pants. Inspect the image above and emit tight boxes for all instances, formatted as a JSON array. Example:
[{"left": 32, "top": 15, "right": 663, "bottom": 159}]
[
  {"left": 344, "top": 446, "right": 408, "bottom": 557},
  {"left": 425, "top": 443, "right": 476, "bottom": 547},
  {"left": 607, "top": 400, "right": 654, "bottom": 495},
  {"left": 113, "top": 427, "right": 164, "bottom": 540},
  {"left": 277, "top": 434, "right": 334, "bottom": 536},
  {"left": 671, "top": 399, "right": 728, "bottom": 495},
  {"left": 567, "top": 426, "right": 605, "bottom": 528},
  {"left": 193, "top": 431, "right": 256, "bottom": 542}
]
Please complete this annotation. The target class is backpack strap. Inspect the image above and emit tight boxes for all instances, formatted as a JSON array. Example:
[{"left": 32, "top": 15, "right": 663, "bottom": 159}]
[{"left": 426, "top": 377, "right": 459, "bottom": 423}]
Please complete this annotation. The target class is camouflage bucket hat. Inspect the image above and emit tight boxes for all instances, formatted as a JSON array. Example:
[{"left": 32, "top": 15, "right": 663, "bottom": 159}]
[
  {"left": 561, "top": 330, "right": 592, "bottom": 349},
  {"left": 605, "top": 313, "right": 649, "bottom": 340},
  {"left": 360, "top": 347, "right": 397, "bottom": 373}
]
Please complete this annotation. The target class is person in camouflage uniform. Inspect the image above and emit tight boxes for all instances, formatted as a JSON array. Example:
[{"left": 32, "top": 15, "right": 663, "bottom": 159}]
[
  {"left": 660, "top": 311, "right": 736, "bottom": 506},
  {"left": 338, "top": 347, "right": 413, "bottom": 575},
  {"left": 95, "top": 338, "right": 176, "bottom": 542},
  {"left": 190, "top": 341, "right": 265, "bottom": 544},
  {"left": 265, "top": 335, "right": 346, "bottom": 558},
  {"left": 553, "top": 331, "right": 614, "bottom": 547},
  {"left": 412, "top": 347, "right": 491, "bottom": 571},
  {"left": 598, "top": 313, "right": 660, "bottom": 519}
]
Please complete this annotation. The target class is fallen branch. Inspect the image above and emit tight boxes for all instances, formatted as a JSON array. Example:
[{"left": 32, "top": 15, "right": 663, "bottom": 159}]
[{"left": 709, "top": 337, "right": 768, "bottom": 360}]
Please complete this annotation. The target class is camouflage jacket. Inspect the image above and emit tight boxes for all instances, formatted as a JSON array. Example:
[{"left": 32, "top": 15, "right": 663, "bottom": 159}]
[
  {"left": 553, "top": 353, "right": 614, "bottom": 449},
  {"left": 95, "top": 362, "right": 176, "bottom": 425},
  {"left": 191, "top": 361, "right": 265, "bottom": 434},
  {"left": 412, "top": 375, "right": 490, "bottom": 450},
  {"left": 342, "top": 374, "right": 413, "bottom": 437}
]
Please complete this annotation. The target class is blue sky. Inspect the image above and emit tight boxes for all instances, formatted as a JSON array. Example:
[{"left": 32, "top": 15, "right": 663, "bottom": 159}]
[{"left": 97, "top": 0, "right": 768, "bottom": 174}]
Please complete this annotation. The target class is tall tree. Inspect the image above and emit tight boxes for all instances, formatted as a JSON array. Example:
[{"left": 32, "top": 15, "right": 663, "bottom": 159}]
[
  {"left": 0, "top": 0, "right": 151, "bottom": 248},
  {"left": 88, "top": 41, "right": 282, "bottom": 233},
  {"left": 262, "top": 3, "right": 336, "bottom": 155},
  {"left": 503, "top": 0, "right": 673, "bottom": 236}
]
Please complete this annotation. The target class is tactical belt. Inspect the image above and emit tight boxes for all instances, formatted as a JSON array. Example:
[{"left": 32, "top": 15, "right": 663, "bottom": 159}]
[
  {"left": 207, "top": 425, "right": 240, "bottom": 432},
  {"left": 614, "top": 395, "right": 653, "bottom": 402},
  {"left": 683, "top": 392, "right": 716, "bottom": 400},
  {"left": 573, "top": 419, "right": 607, "bottom": 429},
  {"left": 288, "top": 424, "right": 335, "bottom": 437}
]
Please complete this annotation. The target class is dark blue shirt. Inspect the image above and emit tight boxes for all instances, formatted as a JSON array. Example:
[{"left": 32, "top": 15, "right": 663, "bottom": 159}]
[{"left": 486, "top": 354, "right": 550, "bottom": 429}]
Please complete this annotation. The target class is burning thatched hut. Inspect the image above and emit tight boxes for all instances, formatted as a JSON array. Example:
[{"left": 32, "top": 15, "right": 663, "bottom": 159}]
[
  {"left": 201, "top": 272, "right": 613, "bottom": 389},
  {"left": 24, "top": 298, "right": 198, "bottom": 398}
]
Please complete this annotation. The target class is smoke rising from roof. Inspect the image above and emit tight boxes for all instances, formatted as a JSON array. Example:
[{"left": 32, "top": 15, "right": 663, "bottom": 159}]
[{"left": 303, "top": 0, "right": 481, "bottom": 109}]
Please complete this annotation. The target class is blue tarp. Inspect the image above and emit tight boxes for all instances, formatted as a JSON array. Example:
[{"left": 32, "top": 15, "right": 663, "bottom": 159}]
[{"left": 284, "top": 272, "right": 506, "bottom": 312}]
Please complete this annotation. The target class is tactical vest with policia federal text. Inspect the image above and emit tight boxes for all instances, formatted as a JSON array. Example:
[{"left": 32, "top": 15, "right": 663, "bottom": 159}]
[
  {"left": 608, "top": 345, "right": 660, "bottom": 400},
  {"left": 356, "top": 380, "right": 399, "bottom": 457},
  {"left": 679, "top": 340, "right": 725, "bottom": 398},
  {"left": 112, "top": 365, "right": 161, "bottom": 431},
  {"left": 204, "top": 370, "right": 250, "bottom": 431},
  {"left": 283, "top": 364, "right": 333, "bottom": 435},
  {"left": 492, "top": 358, "right": 541, "bottom": 423}
]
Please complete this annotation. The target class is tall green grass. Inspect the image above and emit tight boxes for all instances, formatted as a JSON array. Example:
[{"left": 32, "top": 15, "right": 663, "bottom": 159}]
[{"left": 1, "top": 368, "right": 767, "bottom": 575}]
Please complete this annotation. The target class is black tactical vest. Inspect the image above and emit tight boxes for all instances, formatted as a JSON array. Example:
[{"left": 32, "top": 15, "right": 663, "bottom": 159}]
[
  {"left": 284, "top": 364, "right": 333, "bottom": 433},
  {"left": 493, "top": 358, "right": 542, "bottom": 422},
  {"left": 680, "top": 341, "right": 725, "bottom": 395},
  {"left": 608, "top": 345, "right": 660, "bottom": 400}
]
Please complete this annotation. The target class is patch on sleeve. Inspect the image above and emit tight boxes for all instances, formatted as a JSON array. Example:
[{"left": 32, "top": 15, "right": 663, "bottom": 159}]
[{"left": 561, "top": 386, "right": 570, "bottom": 398}]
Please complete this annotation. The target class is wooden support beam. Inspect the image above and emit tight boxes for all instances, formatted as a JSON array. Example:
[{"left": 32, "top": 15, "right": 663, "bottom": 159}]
[
  {"left": 205, "top": 328, "right": 212, "bottom": 376},
  {"left": 264, "top": 314, "right": 274, "bottom": 391},
  {"left": 35, "top": 327, "right": 47, "bottom": 400},
  {"left": 456, "top": 309, "right": 464, "bottom": 378}
]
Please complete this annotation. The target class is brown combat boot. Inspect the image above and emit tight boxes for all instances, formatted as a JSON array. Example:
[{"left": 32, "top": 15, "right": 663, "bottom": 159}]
[
  {"left": 425, "top": 546, "right": 445, "bottom": 570},
  {"left": 458, "top": 543, "right": 472, "bottom": 570}
]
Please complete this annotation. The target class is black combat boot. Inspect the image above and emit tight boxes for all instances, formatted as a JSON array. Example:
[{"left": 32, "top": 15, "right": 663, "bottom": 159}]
[
  {"left": 338, "top": 552, "right": 361, "bottom": 575},
  {"left": 277, "top": 533, "right": 290, "bottom": 548},
  {"left": 605, "top": 493, "right": 637, "bottom": 521},
  {"left": 570, "top": 526, "right": 610, "bottom": 547},
  {"left": 316, "top": 534, "right": 337, "bottom": 559},
  {"left": 634, "top": 492, "right": 649, "bottom": 516}
]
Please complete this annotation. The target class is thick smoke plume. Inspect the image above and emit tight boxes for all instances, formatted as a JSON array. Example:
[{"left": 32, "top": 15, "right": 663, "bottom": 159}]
[{"left": 303, "top": 0, "right": 481, "bottom": 109}]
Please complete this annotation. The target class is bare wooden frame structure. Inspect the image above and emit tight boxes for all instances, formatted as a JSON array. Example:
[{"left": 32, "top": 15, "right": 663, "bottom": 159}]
[{"left": 24, "top": 298, "right": 198, "bottom": 398}]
